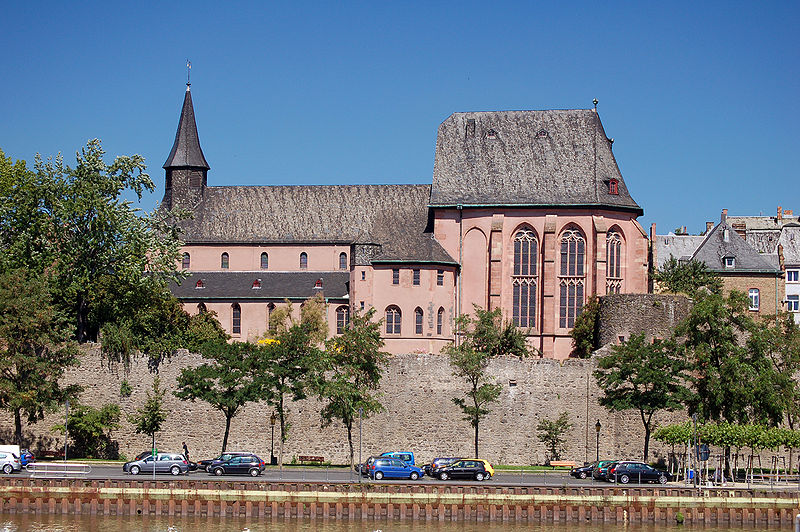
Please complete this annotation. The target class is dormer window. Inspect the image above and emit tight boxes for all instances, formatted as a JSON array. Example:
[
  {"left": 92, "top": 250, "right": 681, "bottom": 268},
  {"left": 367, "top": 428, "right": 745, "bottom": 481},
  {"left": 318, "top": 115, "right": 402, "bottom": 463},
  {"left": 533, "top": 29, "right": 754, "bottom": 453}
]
[
  {"left": 314, "top": 278, "right": 323, "bottom": 289},
  {"left": 608, "top": 178, "right": 619, "bottom": 195},
  {"left": 486, "top": 129, "right": 498, "bottom": 140},
  {"left": 252, "top": 279, "right": 262, "bottom": 290},
  {"left": 536, "top": 129, "right": 549, "bottom": 139},
  {"left": 724, "top": 256, "right": 735, "bottom": 269},
  {"left": 195, "top": 279, "right": 205, "bottom": 289}
]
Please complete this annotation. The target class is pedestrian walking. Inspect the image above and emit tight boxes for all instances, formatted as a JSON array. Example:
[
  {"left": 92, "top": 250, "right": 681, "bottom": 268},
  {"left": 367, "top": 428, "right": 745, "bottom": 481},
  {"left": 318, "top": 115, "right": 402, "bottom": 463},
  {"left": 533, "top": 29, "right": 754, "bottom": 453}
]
[{"left": 182, "top": 441, "right": 189, "bottom": 461}]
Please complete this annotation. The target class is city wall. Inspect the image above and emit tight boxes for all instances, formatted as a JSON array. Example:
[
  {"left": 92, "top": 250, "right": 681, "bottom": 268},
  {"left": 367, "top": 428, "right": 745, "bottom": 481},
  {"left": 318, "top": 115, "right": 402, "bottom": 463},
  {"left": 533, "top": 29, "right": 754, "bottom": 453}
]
[{"left": 0, "top": 346, "right": 684, "bottom": 465}]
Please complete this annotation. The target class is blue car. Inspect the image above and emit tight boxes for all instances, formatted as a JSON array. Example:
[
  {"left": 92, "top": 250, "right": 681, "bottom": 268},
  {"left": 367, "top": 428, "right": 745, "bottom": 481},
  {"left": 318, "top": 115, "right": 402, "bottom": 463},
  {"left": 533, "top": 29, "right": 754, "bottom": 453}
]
[{"left": 369, "top": 457, "right": 423, "bottom": 480}]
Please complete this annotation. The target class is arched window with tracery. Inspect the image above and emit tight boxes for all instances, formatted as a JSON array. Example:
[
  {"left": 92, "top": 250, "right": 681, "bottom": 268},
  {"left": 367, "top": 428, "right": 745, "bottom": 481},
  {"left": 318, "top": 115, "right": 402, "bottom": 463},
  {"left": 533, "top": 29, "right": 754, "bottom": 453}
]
[
  {"left": 512, "top": 227, "right": 538, "bottom": 328},
  {"left": 385, "top": 306, "right": 401, "bottom": 335},
  {"left": 336, "top": 305, "right": 350, "bottom": 334},
  {"left": 260, "top": 252, "right": 268, "bottom": 269},
  {"left": 606, "top": 229, "right": 623, "bottom": 294},
  {"left": 415, "top": 307, "right": 424, "bottom": 335},
  {"left": 267, "top": 302, "right": 276, "bottom": 333},
  {"left": 559, "top": 227, "right": 586, "bottom": 328},
  {"left": 339, "top": 252, "right": 347, "bottom": 270},
  {"left": 182, "top": 252, "right": 190, "bottom": 269},
  {"left": 232, "top": 303, "right": 241, "bottom": 335},
  {"left": 437, "top": 307, "right": 444, "bottom": 335}
]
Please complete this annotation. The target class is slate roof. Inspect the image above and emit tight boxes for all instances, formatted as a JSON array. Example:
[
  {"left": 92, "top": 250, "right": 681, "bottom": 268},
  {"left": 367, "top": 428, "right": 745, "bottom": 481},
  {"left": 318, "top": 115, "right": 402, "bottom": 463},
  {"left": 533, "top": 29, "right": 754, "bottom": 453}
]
[
  {"left": 691, "top": 220, "right": 780, "bottom": 274},
  {"left": 175, "top": 184, "right": 457, "bottom": 265},
  {"left": 163, "top": 87, "right": 210, "bottom": 170},
  {"left": 654, "top": 235, "right": 706, "bottom": 269},
  {"left": 171, "top": 271, "right": 349, "bottom": 300},
  {"left": 429, "top": 109, "right": 642, "bottom": 214}
]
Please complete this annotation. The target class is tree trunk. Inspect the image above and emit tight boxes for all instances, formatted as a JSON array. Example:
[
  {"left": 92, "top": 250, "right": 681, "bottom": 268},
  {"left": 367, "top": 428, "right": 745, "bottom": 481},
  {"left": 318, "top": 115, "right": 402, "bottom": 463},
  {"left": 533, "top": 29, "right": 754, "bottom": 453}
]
[
  {"left": 76, "top": 297, "right": 89, "bottom": 343},
  {"left": 221, "top": 415, "right": 232, "bottom": 453},
  {"left": 474, "top": 422, "right": 479, "bottom": 459},
  {"left": 278, "top": 396, "right": 285, "bottom": 469},
  {"left": 13, "top": 409, "right": 22, "bottom": 446},
  {"left": 643, "top": 424, "right": 651, "bottom": 462},
  {"left": 346, "top": 422, "right": 355, "bottom": 470}
]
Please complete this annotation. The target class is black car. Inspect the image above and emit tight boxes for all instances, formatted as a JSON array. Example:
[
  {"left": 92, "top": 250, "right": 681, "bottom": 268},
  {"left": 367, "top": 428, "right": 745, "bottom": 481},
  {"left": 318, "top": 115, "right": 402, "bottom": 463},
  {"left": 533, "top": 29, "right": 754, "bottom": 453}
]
[
  {"left": 570, "top": 461, "right": 597, "bottom": 479},
  {"left": 423, "top": 457, "right": 461, "bottom": 477},
  {"left": 208, "top": 453, "right": 266, "bottom": 477},
  {"left": 198, "top": 451, "right": 251, "bottom": 472},
  {"left": 435, "top": 459, "right": 489, "bottom": 481},
  {"left": 608, "top": 462, "right": 671, "bottom": 484}
]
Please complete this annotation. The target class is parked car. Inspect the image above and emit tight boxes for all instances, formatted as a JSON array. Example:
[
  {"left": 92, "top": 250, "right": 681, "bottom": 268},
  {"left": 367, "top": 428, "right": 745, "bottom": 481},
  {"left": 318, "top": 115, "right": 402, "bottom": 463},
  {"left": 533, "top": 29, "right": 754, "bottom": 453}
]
[
  {"left": 369, "top": 458, "right": 424, "bottom": 480},
  {"left": 19, "top": 449, "right": 35, "bottom": 467},
  {"left": 423, "top": 457, "right": 461, "bottom": 477},
  {"left": 0, "top": 452, "right": 21, "bottom": 474},
  {"left": 608, "top": 462, "right": 672, "bottom": 484},
  {"left": 476, "top": 459, "right": 495, "bottom": 479},
  {"left": 208, "top": 453, "right": 266, "bottom": 477},
  {"left": 380, "top": 451, "right": 415, "bottom": 465},
  {"left": 123, "top": 453, "right": 189, "bottom": 476},
  {"left": 570, "top": 461, "right": 597, "bottom": 479},
  {"left": 435, "top": 459, "right": 490, "bottom": 481},
  {"left": 198, "top": 451, "right": 251, "bottom": 472},
  {"left": 355, "top": 455, "right": 380, "bottom": 477},
  {"left": 592, "top": 460, "right": 617, "bottom": 480}
]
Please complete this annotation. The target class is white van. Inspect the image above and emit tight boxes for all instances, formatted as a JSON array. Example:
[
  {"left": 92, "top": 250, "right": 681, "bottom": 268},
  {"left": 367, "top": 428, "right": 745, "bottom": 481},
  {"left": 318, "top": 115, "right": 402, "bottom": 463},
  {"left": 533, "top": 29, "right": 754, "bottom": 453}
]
[{"left": 0, "top": 445, "right": 20, "bottom": 457}]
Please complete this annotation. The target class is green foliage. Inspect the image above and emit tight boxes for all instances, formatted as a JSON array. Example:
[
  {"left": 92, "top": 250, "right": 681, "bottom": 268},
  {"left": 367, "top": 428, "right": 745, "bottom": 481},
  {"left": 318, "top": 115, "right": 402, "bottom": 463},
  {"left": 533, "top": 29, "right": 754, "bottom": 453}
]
[
  {"left": 264, "top": 294, "right": 328, "bottom": 344},
  {"left": 443, "top": 306, "right": 527, "bottom": 458},
  {"left": 119, "top": 380, "right": 133, "bottom": 398},
  {"left": 654, "top": 256, "right": 722, "bottom": 297},
  {"left": 174, "top": 341, "right": 263, "bottom": 453},
  {"left": 0, "top": 269, "right": 82, "bottom": 444},
  {"left": 677, "top": 290, "right": 784, "bottom": 426},
  {"left": 536, "top": 411, "right": 573, "bottom": 463},
  {"left": 594, "top": 333, "right": 692, "bottom": 460},
  {"left": 128, "top": 377, "right": 168, "bottom": 446},
  {"left": 655, "top": 421, "right": 800, "bottom": 454},
  {"left": 570, "top": 296, "right": 600, "bottom": 358},
  {"left": 52, "top": 402, "right": 121, "bottom": 459},
  {"left": 317, "top": 308, "right": 389, "bottom": 468}
]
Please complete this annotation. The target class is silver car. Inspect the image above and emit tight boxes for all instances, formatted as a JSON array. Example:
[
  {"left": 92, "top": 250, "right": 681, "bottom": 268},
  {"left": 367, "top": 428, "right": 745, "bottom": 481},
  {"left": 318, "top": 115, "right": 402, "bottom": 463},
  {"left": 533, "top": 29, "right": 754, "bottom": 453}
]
[
  {"left": 123, "top": 452, "right": 189, "bottom": 476},
  {"left": 0, "top": 452, "right": 21, "bottom": 474}
]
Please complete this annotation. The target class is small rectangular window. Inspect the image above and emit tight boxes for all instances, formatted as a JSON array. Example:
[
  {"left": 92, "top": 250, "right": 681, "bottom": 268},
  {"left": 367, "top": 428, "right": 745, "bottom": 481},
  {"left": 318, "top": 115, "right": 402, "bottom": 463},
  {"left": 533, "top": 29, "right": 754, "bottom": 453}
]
[
  {"left": 724, "top": 256, "right": 735, "bottom": 269},
  {"left": 392, "top": 268, "right": 399, "bottom": 285},
  {"left": 360, "top": 301, "right": 365, "bottom": 310},
  {"left": 361, "top": 271, "right": 366, "bottom": 281},
  {"left": 788, "top": 270, "right": 799, "bottom": 283},
  {"left": 413, "top": 269, "right": 420, "bottom": 285},
  {"left": 437, "top": 269, "right": 444, "bottom": 286},
  {"left": 788, "top": 295, "right": 799, "bottom": 312}
]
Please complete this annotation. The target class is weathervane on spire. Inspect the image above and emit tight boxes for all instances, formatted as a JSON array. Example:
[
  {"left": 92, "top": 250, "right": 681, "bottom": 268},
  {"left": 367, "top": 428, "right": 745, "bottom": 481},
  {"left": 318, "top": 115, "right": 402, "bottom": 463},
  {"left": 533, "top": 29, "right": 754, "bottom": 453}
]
[{"left": 186, "top": 60, "right": 192, "bottom": 87}]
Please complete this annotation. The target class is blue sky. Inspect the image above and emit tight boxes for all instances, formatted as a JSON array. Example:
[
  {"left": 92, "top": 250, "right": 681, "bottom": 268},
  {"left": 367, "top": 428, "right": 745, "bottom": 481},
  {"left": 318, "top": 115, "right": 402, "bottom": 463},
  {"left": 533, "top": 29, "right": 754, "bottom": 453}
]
[{"left": 1, "top": 1, "right": 798, "bottom": 234}]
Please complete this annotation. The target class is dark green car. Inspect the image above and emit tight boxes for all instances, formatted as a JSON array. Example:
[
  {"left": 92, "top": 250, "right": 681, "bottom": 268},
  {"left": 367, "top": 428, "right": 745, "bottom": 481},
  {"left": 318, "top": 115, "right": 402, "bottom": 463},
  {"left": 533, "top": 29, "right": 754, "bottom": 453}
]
[{"left": 592, "top": 460, "right": 617, "bottom": 480}]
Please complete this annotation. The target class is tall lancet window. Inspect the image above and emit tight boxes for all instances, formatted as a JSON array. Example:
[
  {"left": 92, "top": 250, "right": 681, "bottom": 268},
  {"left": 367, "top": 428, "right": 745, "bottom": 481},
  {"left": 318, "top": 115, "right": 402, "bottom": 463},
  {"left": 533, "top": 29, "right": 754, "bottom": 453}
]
[
  {"left": 606, "top": 229, "right": 623, "bottom": 294},
  {"left": 559, "top": 227, "right": 586, "bottom": 328},
  {"left": 512, "top": 227, "right": 538, "bottom": 328}
]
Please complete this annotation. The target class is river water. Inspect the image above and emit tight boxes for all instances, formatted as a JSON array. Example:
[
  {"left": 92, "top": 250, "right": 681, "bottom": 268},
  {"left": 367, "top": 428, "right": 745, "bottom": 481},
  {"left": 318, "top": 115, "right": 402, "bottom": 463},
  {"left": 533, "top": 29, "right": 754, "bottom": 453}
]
[{"left": 0, "top": 515, "right": 770, "bottom": 531}]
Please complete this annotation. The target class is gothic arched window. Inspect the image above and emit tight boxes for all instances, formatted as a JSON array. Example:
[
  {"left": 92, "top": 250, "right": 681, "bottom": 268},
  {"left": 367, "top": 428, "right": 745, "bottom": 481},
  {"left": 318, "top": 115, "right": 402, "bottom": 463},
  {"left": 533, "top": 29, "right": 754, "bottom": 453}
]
[
  {"left": 606, "top": 229, "right": 623, "bottom": 294},
  {"left": 437, "top": 307, "right": 445, "bottom": 335},
  {"left": 415, "top": 307, "right": 424, "bottom": 335},
  {"left": 336, "top": 305, "right": 350, "bottom": 334},
  {"left": 231, "top": 303, "right": 241, "bottom": 335},
  {"left": 512, "top": 227, "right": 538, "bottom": 328},
  {"left": 559, "top": 228, "right": 586, "bottom": 328},
  {"left": 385, "top": 306, "right": 401, "bottom": 335}
]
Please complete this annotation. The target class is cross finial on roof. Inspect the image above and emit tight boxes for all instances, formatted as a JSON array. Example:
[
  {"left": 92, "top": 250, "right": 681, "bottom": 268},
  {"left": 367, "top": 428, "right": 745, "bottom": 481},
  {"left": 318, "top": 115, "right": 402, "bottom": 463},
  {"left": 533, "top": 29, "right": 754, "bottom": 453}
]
[
  {"left": 593, "top": 98, "right": 598, "bottom": 109},
  {"left": 186, "top": 60, "right": 191, "bottom": 89}
]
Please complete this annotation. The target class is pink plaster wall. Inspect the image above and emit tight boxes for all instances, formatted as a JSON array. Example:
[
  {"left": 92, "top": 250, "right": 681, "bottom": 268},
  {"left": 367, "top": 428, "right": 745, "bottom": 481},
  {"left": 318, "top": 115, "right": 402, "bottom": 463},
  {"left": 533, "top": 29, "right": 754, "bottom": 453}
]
[{"left": 180, "top": 243, "right": 351, "bottom": 272}]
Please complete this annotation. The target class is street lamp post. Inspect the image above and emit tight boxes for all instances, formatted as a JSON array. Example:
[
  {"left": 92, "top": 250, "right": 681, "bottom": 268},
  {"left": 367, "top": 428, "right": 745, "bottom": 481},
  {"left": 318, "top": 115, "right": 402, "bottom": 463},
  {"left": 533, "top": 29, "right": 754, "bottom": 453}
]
[
  {"left": 358, "top": 407, "right": 364, "bottom": 484},
  {"left": 595, "top": 420, "right": 601, "bottom": 462},
  {"left": 270, "top": 413, "right": 277, "bottom": 466}
]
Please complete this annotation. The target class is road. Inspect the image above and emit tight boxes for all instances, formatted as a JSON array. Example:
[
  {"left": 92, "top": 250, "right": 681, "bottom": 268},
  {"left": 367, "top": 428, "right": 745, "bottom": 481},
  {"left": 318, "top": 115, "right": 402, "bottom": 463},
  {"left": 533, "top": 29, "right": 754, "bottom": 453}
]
[{"left": 22, "top": 463, "right": 671, "bottom": 488}]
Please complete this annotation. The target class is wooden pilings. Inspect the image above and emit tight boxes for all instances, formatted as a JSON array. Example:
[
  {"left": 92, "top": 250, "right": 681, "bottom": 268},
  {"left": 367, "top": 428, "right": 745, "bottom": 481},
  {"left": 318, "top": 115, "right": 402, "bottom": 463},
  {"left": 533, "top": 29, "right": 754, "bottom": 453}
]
[{"left": 0, "top": 478, "right": 798, "bottom": 525}]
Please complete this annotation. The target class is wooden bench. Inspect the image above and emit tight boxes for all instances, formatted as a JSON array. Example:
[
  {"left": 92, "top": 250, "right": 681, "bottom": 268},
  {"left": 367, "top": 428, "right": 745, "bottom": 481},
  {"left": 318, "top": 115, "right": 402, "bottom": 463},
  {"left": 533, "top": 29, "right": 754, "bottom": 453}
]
[
  {"left": 298, "top": 455, "right": 324, "bottom": 464},
  {"left": 37, "top": 450, "right": 65, "bottom": 459},
  {"left": 549, "top": 460, "right": 578, "bottom": 468}
]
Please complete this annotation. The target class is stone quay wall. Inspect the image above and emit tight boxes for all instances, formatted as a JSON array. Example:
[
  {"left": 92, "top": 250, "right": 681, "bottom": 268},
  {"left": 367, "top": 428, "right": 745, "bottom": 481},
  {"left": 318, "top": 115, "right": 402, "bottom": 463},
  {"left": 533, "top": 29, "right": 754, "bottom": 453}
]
[{"left": 0, "top": 346, "right": 684, "bottom": 466}]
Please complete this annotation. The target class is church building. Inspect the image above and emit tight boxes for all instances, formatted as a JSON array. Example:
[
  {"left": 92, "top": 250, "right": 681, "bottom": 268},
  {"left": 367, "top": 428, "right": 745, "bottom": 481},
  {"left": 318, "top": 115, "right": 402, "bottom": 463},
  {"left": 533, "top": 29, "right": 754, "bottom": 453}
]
[{"left": 165, "top": 85, "right": 648, "bottom": 359}]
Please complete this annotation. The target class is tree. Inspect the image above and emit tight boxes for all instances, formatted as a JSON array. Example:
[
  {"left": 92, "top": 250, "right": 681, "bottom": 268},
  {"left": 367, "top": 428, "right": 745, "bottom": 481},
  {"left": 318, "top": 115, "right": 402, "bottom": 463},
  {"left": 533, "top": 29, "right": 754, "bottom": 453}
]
[
  {"left": 317, "top": 308, "right": 389, "bottom": 469},
  {"left": 0, "top": 269, "right": 82, "bottom": 444},
  {"left": 594, "top": 333, "right": 692, "bottom": 460},
  {"left": 570, "top": 296, "right": 600, "bottom": 358},
  {"left": 174, "top": 341, "right": 263, "bottom": 453},
  {"left": 128, "top": 377, "right": 168, "bottom": 456},
  {"left": 654, "top": 257, "right": 722, "bottom": 297},
  {"left": 256, "top": 322, "right": 322, "bottom": 467},
  {"left": 536, "top": 411, "right": 573, "bottom": 463},
  {"left": 442, "top": 306, "right": 528, "bottom": 458},
  {"left": 52, "top": 402, "right": 121, "bottom": 459}
]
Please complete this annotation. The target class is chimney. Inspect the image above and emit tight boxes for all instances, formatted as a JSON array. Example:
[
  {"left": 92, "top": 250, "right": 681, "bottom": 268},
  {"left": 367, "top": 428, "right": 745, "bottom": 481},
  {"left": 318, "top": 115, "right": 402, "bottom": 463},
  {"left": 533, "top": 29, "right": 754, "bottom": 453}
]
[
  {"left": 705, "top": 221, "right": 714, "bottom": 234},
  {"left": 721, "top": 208, "right": 728, "bottom": 223},
  {"left": 778, "top": 206, "right": 783, "bottom": 222},
  {"left": 785, "top": 209, "right": 794, "bottom": 217},
  {"left": 650, "top": 222, "right": 657, "bottom": 241}
]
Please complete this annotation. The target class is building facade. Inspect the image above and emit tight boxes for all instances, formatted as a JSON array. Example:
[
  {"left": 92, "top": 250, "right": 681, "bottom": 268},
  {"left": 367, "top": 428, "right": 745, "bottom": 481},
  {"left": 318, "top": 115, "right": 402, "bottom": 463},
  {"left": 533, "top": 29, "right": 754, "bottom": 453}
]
[{"left": 164, "top": 86, "right": 648, "bottom": 359}]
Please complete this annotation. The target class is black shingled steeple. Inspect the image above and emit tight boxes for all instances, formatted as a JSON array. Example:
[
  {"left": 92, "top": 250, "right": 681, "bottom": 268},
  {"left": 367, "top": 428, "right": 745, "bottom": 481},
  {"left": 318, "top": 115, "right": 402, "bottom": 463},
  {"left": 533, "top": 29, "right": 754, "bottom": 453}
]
[{"left": 163, "top": 86, "right": 209, "bottom": 209}]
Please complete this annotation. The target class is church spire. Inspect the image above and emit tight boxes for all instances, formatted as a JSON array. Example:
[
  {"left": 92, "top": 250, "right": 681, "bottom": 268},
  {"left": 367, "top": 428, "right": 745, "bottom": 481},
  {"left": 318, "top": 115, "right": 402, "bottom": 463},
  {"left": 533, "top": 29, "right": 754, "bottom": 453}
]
[{"left": 163, "top": 85, "right": 210, "bottom": 170}]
